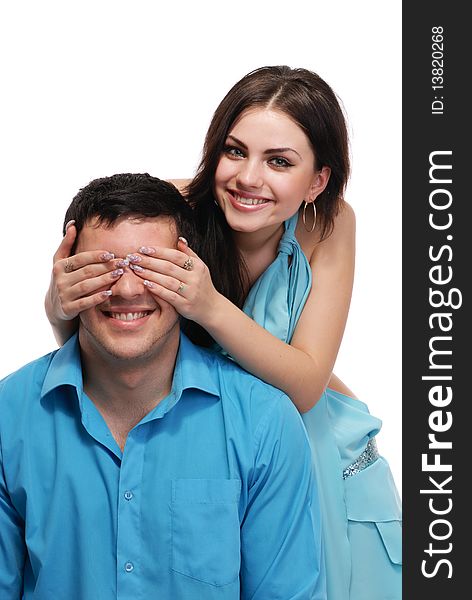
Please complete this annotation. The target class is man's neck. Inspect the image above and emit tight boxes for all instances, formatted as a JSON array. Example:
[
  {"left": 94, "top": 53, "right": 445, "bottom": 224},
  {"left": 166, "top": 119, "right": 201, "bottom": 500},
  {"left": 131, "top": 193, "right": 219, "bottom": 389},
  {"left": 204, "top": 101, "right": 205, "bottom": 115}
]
[{"left": 79, "top": 334, "right": 179, "bottom": 450}]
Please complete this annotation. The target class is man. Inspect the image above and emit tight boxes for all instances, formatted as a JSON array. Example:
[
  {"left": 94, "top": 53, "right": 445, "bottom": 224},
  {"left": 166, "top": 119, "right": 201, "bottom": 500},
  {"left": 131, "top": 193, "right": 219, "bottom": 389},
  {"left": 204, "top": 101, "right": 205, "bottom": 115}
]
[{"left": 0, "top": 174, "right": 323, "bottom": 599}]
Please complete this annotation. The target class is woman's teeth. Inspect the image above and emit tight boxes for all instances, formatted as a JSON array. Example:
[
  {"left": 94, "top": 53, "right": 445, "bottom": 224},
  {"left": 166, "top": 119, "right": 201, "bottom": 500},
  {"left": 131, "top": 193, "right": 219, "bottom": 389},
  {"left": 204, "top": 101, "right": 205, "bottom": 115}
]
[
  {"left": 234, "top": 194, "right": 268, "bottom": 206},
  {"left": 109, "top": 312, "right": 149, "bottom": 321}
]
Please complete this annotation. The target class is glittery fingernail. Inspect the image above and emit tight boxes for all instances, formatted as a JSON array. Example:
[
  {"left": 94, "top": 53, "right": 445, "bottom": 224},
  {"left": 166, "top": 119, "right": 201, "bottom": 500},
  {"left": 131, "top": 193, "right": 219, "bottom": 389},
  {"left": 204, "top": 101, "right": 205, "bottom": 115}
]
[
  {"left": 138, "top": 246, "right": 156, "bottom": 255},
  {"left": 101, "top": 290, "right": 113, "bottom": 297},
  {"left": 100, "top": 252, "right": 115, "bottom": 261},
  {"left": 127, "top": 254, "right": 141, "bottom": 263},
  {"left": 178, "top": 237, "right": 188, "bottom": 246},
  {"left": 65, "top": 220, "right": 76, "bottom": 231},
  {"left": 115, "top": 259, "right": 129, "bottom": 268},
  {"left": 129, "top": 264, "right": 144, "bottom": 273},
  {"left": 111, "top": 269, "right": 124, "bottom": 278},
  {"left": 143, "top": 280, "right": 154, "bottom": 288}
]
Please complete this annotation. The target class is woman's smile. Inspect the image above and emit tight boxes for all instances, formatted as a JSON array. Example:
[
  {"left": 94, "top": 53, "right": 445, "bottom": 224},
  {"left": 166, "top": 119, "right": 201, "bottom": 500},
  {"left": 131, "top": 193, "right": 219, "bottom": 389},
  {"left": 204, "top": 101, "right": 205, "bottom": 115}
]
[
  {"left": 225, "top": 189, "right": 273, "bottom": 211},
  {"left": 214, "top": 107, "right": 327, "bottom": 233}
]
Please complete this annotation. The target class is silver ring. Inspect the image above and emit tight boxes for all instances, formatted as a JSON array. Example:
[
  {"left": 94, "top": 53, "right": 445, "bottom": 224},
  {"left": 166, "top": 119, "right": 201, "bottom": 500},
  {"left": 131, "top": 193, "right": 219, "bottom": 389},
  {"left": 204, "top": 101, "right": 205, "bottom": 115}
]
[
  {"left": 64, "top": 260, "right": 74, "bottom": 273},
  {"left": 183, "top": 257, "right": 194, "bottom": 271},
  {"left": 177, "top": 281, "right": 186, "bottom": 295}
]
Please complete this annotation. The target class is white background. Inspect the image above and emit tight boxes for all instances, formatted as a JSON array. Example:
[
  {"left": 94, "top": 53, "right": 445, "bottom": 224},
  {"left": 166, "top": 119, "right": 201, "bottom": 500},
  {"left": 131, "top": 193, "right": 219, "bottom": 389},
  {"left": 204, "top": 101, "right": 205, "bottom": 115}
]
[{"left": 0, "top": 1, "right": 401, "bottom": 492}]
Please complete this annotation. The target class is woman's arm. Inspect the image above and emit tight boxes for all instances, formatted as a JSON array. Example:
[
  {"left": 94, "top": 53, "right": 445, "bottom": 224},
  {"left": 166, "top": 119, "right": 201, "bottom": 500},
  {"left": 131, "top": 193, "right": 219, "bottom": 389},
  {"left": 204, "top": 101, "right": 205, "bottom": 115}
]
[
  {"left": 209, "top": 203, "right": 355, "bottom": 410},
  {"left": 130, "top": 203, "right": 356, "bottom": 412}
]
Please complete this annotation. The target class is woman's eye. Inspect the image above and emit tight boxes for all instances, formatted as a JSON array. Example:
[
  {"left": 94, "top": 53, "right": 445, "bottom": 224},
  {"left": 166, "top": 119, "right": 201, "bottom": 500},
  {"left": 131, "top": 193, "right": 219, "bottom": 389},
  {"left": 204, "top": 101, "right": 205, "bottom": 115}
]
[
  {"left": 269, "top": 157, "right": 292, "bottom": 168},
  {"left": 224, "top": 146, "right": 245, "bottom": 158}
]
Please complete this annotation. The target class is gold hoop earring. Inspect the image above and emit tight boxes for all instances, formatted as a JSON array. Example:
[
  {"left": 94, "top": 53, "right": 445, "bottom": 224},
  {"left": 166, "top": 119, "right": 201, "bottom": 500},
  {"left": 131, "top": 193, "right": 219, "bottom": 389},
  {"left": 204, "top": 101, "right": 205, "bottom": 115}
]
[{"left": 302, "top": 201, "right": 317, "bottom": 233}]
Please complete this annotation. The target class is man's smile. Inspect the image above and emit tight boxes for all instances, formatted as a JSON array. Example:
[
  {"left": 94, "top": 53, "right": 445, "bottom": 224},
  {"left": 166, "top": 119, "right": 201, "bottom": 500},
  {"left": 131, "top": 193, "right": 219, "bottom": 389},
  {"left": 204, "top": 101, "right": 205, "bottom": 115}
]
[{"left": 104, "top": 310, "right": 153, "bottom": 321}]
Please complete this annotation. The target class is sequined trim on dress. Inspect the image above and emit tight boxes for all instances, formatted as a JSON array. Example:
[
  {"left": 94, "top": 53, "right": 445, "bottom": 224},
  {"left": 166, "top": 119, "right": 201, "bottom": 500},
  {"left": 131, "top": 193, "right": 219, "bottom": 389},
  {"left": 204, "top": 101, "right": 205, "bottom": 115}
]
[{"left": 342, "top": 437, "right": 379, "bottom": 479}]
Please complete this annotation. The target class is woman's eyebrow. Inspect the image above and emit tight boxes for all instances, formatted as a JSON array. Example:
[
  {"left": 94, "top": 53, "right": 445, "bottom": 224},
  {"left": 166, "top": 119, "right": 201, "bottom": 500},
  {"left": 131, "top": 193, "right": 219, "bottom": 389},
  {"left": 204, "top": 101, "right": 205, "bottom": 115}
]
[
  {"left": 226, "top": 134, "right": 248, "bottom": 149},
  {"left": 264, "top": 146, "right": 301, "bottom": 158},
  {"left": 226, "top": 134, "right": 301, "bottom": 158}
]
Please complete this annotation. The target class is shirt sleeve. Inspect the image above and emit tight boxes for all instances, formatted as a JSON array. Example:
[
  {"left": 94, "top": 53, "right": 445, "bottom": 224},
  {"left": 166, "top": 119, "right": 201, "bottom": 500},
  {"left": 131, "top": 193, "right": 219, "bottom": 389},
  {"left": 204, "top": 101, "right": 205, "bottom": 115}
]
[
  {"left": 0, "top": 435, "right": 25, "bottom": 596},
  {"left": 240, "top": 394, "right": 325, "bottom": 600}
]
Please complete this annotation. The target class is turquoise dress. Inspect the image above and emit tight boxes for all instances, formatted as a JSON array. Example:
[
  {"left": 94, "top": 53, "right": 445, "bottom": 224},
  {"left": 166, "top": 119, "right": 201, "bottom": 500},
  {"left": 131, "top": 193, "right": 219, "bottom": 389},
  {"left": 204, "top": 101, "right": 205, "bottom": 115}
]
[{"left": 242, "top": 213, "right": 402, "bottom": 600}]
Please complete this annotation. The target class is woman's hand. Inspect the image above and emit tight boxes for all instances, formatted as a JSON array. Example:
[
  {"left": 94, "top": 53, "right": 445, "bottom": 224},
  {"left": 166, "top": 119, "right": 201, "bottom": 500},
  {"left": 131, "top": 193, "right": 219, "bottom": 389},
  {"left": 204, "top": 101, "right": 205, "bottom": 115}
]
[
  {"left": 45, "top": 222, "right": 126, "bottom": 340},
  {"left": 127, "top": 238, "right": 222, "bottom": 325}
]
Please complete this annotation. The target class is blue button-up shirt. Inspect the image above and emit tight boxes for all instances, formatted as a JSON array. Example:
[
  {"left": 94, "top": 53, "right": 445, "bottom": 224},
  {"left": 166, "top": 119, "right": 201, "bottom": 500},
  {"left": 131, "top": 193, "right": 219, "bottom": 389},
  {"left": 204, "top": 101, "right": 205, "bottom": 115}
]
[{"left": 0, "top": 333, "right": 324, "bottom": 599}]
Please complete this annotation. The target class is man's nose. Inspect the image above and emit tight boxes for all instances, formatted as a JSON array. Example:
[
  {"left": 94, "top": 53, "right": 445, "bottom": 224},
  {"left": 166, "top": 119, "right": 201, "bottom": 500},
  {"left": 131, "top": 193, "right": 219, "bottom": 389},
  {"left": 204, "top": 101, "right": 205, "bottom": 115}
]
[{"left": 110, "top": 267, "right": 146, "bottom": 299}]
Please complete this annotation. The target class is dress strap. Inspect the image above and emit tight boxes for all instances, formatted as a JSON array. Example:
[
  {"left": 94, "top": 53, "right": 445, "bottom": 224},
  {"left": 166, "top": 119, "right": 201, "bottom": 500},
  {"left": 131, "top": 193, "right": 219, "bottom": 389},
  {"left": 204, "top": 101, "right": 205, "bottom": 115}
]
[
  {"left": 242, "top": 211, "right": 312, "bottom": 343},
  {"left": 285, "top": 211, "right": 299, "bottom": 233},
  {"left": 278, "top": 212, "right": 299, "bottom": 255}
]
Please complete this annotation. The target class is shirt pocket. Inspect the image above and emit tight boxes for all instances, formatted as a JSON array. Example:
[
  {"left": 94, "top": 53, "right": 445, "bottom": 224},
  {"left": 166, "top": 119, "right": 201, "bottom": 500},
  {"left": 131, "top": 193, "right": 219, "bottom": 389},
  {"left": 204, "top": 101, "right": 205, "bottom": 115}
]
[
  {"left": 344, "top": 457, "right": 402, "bottom": 565},
  {"left": 171, "top": 478, "right": 242, "bottom": 586}
]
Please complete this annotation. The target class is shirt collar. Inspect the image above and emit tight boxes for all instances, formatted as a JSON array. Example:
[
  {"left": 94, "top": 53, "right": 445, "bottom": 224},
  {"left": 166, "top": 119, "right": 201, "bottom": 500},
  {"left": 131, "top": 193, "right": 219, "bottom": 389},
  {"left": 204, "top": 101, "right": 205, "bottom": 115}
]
[
  {"left": 173, "top": 332, "right": 220, "bottom": 398},
  {"left": 41, "top": 331, "right": 220, "bottom": 404},
  {"left": 41, "top": 333, "right": 84, "bottom": 399}
]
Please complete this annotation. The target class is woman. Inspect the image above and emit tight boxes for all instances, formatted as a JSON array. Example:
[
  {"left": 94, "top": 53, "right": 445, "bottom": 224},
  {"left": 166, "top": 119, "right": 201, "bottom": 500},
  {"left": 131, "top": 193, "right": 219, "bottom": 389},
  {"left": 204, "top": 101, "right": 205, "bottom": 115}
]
[{"left": 46, "top": 66, "right": 401, "bottom": 599}]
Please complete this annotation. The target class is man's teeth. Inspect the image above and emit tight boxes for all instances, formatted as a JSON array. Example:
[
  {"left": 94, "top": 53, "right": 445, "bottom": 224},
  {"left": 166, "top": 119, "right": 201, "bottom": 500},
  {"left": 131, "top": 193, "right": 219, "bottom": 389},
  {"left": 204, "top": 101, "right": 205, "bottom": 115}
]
[
  {"left": 110, "top": 312, "right": 149, "bottom": 321},
  {"left": 235, "top": 194, "right": 268, "bottom": 206}
]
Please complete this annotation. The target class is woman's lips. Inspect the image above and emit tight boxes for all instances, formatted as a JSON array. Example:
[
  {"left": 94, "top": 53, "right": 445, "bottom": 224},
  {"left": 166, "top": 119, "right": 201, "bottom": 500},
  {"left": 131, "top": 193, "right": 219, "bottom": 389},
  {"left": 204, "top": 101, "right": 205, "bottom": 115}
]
[{"left": 226, "top": 190, "right": 272, "bottom": 212}]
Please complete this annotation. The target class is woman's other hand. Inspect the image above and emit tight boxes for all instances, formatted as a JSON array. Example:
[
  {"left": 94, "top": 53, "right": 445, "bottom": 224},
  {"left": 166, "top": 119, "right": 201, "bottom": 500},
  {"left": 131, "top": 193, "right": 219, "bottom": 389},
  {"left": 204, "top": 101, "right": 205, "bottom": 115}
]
[{"left": 127, "top": 237, "right": 221, "bottom": 325}]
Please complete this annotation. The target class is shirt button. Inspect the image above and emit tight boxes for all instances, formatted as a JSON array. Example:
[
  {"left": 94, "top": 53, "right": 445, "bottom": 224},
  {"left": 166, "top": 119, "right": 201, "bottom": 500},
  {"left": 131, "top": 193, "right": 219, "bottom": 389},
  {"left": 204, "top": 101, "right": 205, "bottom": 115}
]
[
  {"left": 124, "top": 490, "right": 134, "bottom": 501},
  {"left": 124, "top": 561, "right": 134, "bottom": 573}
]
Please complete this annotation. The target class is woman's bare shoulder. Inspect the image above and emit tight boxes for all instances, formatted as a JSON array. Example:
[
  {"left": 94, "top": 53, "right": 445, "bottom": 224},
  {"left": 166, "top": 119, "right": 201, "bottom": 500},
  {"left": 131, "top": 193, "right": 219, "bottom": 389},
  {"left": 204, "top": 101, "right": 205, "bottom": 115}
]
[
  {"left": 296, "top": 200, "right": 356, "bottom": 260},
  {"left": 324, "top": 200, "right": 356, "bottom": 246},
  {"left": 334, "top": 200, "right": 356, "bottom": 232},
  {"left": 167, "top": 179, "right": 192, "bottom": 193}
]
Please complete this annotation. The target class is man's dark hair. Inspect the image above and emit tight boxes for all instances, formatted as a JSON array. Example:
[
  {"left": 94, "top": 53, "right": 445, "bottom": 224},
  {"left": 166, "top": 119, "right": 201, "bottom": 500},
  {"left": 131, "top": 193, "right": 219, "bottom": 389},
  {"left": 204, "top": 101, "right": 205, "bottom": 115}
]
[
  {"left": 64, "top": 173, "right": 197, "bottom": 251},
  {"left": 64, "top": 173, "right": 212, "bottom": 346}
]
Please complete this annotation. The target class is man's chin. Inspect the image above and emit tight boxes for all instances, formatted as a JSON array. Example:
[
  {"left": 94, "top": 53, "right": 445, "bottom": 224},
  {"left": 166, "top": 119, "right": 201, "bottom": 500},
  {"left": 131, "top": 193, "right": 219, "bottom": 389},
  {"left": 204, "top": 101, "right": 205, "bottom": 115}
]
[
  {"left": 79, "top": 318, "right": 180, "bottom": 365},
  {"left": 96, "top": 346, "right": 154, "bottom": 362},
  {"left": 83, "top": 338, "right": 158, "bottom": 364}
]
